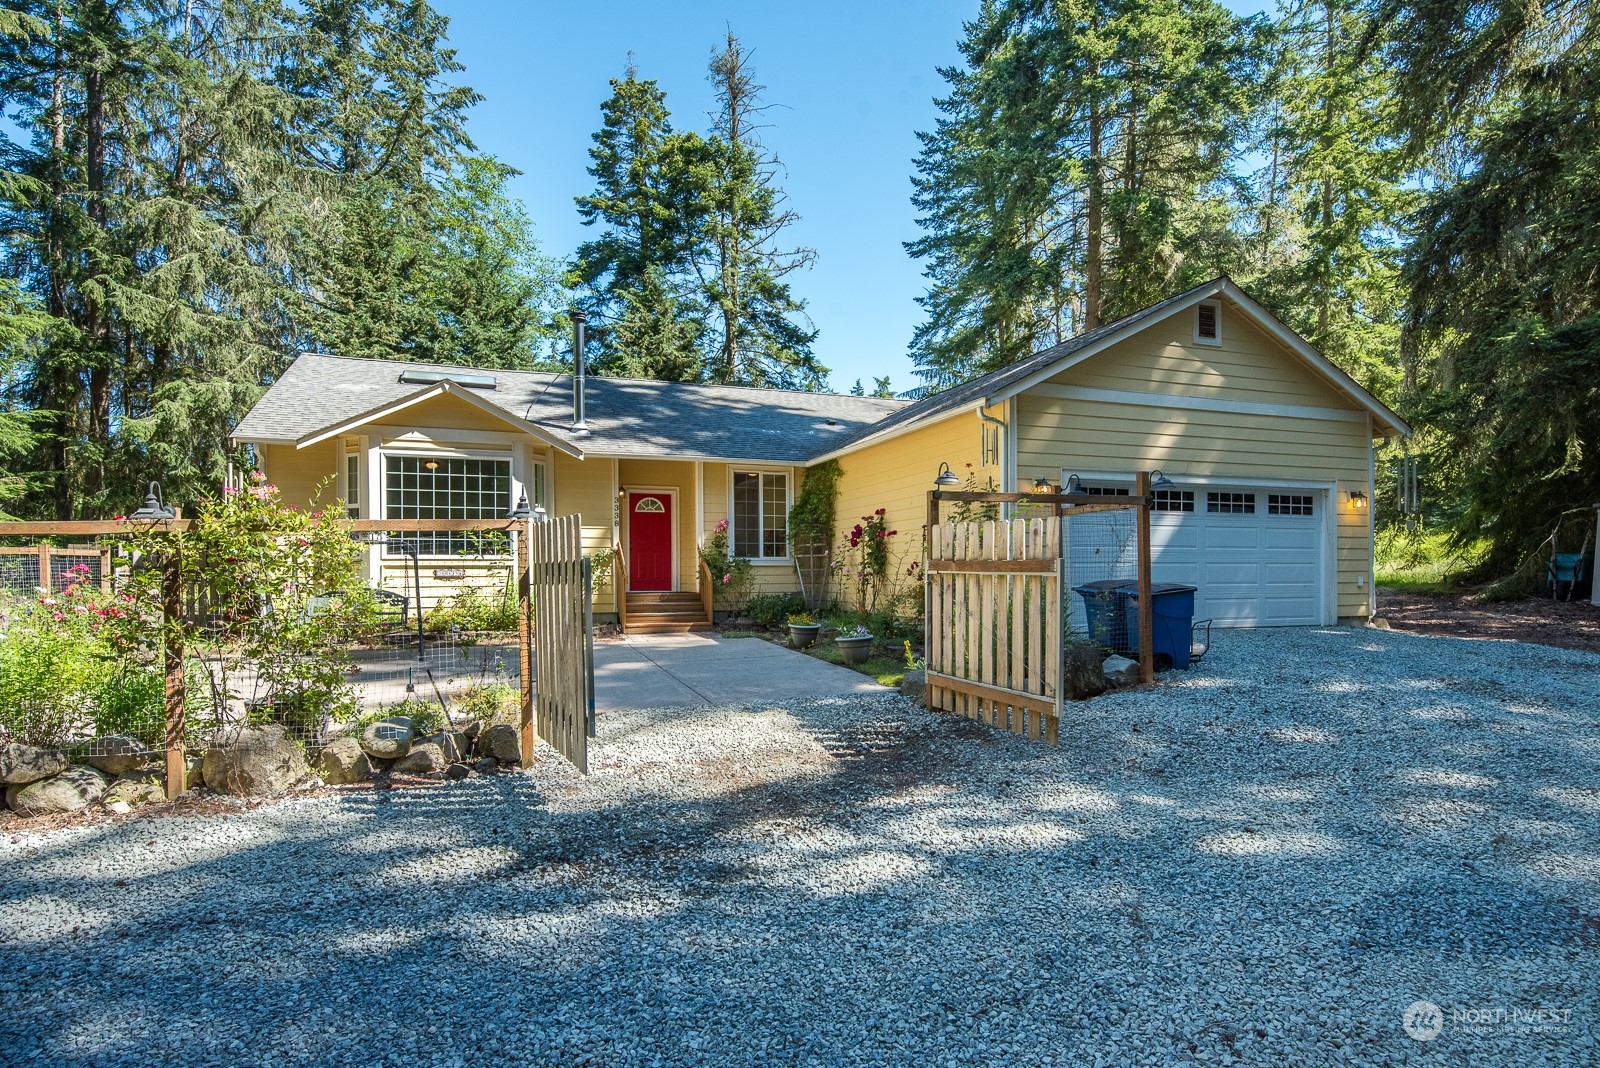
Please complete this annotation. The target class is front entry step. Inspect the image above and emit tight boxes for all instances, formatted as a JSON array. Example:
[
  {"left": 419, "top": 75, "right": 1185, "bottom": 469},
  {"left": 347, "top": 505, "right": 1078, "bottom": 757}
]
[{"left": 623, "top": 591, "right": 712, "bottom": 634}]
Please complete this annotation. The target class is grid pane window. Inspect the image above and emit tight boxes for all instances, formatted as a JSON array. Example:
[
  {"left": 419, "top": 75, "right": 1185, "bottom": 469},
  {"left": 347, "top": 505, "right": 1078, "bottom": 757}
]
[
  {"left": 384, "top": 454, "right": 511, "bottom": 556},
  {"left": 1267, "top": 493, "right": 1315, "bottom": 516},
  {"left": 732, "top": 471, "right": 788, "bottom": 559},
  {"left": 1084, "top": 486, "right": 1130, "bottom": 496},
  {"left": 1206, "top": 491, "right": 1256, "bottom": 514},
  {"left": 1151, "top": 489, "right": 1194, "bottom": 512}
]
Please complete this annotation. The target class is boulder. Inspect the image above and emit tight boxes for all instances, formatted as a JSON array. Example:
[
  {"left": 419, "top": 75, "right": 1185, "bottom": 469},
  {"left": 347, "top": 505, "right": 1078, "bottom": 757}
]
[
  {"left": 1064, "top": 644, "right": 1108, "bottom": 700},
  {"left": 472, "top": 757, "right": 499, "bottom": 775},
  {"left": 392, "top": 742, "right": 446, "bottom": 776},
  {"left": 318, "top": 736, "right": 372, "bottom": 786},
  {"left": 105, "top": 771, "right": 166, "bottom": 807},
  {"left": 184, "top": 752, "right": 205, "bottom": 789},
  {"left": 359, "top": 716, "right": 414, "bottom": 760},
  {"left": 443, "top": 762, "right": 472, "bottom": 782},
  {"left": 0, "top": 743, "right": 71, "bottom": 785},
  {"left": 202, "top": 725, "right": 308, "bottom": 797},
  {"left": 1102, "top": 654, "right": 1140, "bottom": 687},
  {"left": 459, "top": 720, "right": 483, "bottom": 744},
  {"left": 83, "top": 735, "right": 153, "bottom": 777},
  {"left": 477, "top": 723, "right": 521, "bottom": 764},
  {"left": 899, "top": 670, "right": 928, "bottom": 706},
  {"left": 5, "top": 765, "right": 110, "bottom": 816}
]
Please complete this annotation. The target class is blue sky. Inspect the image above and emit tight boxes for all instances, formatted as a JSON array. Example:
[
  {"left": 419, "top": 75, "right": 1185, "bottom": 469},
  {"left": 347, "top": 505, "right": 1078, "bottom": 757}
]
[{"left": 434, "top": 1, "right": 1271, "bottom": 393}]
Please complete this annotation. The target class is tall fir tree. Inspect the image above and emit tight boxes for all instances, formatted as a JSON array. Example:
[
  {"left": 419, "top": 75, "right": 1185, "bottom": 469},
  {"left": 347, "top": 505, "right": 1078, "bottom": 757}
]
[
  {"left": 697, "top": 32, "right": 823, "bottom": 390},
  {"left": 570, "top": 62, "right": 708, "bottom": 380}
]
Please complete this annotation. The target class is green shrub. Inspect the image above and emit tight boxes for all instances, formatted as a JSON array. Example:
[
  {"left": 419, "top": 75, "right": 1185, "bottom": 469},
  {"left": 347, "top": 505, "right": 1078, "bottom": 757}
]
[
  {"left": 450, "top": 681, "right": 519, "bottom": 725},
  {"left": 700, "top": 519, "right": 754, "bottom": 611},
  {"left": 424, "top": 582, "right": 519, "bottom": 633},
  {"left": 746, "top": 592, "right": 805, "bottom": 627},
  {"left": 359, "top": 696, "right": 445, "bottom": 737},
  {"left": 86, "top": 666, "right": 167, "bottom": 750}
]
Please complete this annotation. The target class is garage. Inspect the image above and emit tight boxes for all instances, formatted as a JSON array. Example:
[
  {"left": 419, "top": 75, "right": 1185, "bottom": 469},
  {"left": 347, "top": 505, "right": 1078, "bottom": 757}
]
[{"left": 1146, "top": 486, "right": 1329, "bottom": 627}]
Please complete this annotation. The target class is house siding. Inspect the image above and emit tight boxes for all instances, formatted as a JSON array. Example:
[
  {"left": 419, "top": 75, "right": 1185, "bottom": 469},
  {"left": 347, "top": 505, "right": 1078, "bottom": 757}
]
[{"left": 1012, "top": 302, "right": 1377, "bottom": 620}]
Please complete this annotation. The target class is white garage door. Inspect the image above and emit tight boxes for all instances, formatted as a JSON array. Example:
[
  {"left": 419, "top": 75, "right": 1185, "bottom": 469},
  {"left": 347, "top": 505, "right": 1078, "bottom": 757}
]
[{"left": 1148, "top": 487, "right": 1326, "bottom": 627}]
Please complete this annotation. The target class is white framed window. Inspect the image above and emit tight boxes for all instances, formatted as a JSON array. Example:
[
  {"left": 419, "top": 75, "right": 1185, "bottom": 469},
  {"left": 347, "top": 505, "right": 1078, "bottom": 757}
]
[
  {"left": 732, "top": 470, "right": 789, "bottom": 559},
  {"left": 1267, "top": 493, "right": 1315, "bottom": 516},
  {"left": 1083, "top": 485, "right": 1130, "bottom": 496},
  {"left": 383, "top": 452, "right": 512, "bottom": 557},
  {"left": 343, "top": 450, "right": 361, "bottom": 519},
  {"left": 1195, "top": 300, "right": 1222, "bottom": 346},
  {"left": 1151, "top": 489, "right": 1195, "bottom": 512}
]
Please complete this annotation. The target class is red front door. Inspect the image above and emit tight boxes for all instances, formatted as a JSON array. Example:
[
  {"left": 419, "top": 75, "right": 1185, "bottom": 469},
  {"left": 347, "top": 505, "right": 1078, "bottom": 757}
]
[{"left": 627, "top": 492, "right": 673, "bottom": 591}]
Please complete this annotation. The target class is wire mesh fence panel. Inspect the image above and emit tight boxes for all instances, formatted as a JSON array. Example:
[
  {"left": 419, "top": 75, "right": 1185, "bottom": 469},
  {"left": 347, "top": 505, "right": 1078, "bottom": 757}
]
[
  {"left": 793, "top": 545, "right": 833, "bottom": 614},
  {"left": 1063, "top": 508, "right": 1139, "bottom": 652}
]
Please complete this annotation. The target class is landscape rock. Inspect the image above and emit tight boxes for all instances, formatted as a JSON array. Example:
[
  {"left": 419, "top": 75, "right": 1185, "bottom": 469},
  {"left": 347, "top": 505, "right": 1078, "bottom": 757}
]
[
  {"left": 899, "top": 670, "right": 928, "bottom": 705},
  {"left": 105, "top": 772, "right": 166, "bottom": 807},
  {"left": 392, "top": 741, "right": 446, "bottom": 776},
  {"left": 5, "top": 765, "right": 110, "bottom": 816},
  {"left": 82, "top": 735, "right": 153, "bottom": 777},
  {"left": 202, "top": 725, "right": 307, "bottom": 797},
  {"left": 1102, "top": 654, "right": 1140, "bottom": 686},
  {"left": 318, "top": 736, "right": 372, "bottom": 786},
  {"left": 1064, "top": 644, "right": 1108, "bottom": 699},
  {"left": 0, "top": 743, "right": 71, "bottom": 785},
  {"left": 459, "top": 720, "right": 482, "bottom": 744},
  {"left": 359, "top": 717, "right": 414, "bottom": 760},
  {"left": 472, "top": 757, "right": 499, "bottom": 774},
  {"left": 443, "top": 762, "right": 471, "bottom": 782},
  {"left": 477, "top": 724, "right": 521, "bottom": 763},
  {"left": 184, "top": 753, "right": 205, "bottom": 789}
]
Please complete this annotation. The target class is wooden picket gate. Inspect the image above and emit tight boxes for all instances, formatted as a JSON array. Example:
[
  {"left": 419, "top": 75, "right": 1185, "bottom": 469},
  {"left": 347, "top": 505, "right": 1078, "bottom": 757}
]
[
  {"left": 523, "top": 513, "right": 595, "bottom": 773},
  {"left": 926, "top": 517, "right": 1064, "bottom": 744}
]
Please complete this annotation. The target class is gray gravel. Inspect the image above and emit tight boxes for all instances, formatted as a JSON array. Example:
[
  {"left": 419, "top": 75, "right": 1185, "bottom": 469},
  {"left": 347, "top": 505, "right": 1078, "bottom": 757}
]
[{"left": 3, "top": 626, "right": 1598, "bottom": 1067}]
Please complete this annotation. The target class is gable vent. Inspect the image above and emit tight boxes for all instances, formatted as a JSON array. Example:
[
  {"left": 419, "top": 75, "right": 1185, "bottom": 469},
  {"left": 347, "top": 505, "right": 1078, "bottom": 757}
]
[{"left": 1195, "top": 301, "right": 1221, "bottom": 344}]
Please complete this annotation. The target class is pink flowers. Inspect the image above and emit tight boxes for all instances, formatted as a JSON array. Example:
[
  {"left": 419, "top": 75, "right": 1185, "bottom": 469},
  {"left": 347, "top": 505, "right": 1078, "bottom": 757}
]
[
  {"left": 223, "top": 485, "right": 238, "bottom": 495},
  {"left": 721, "top": 573, "right": 731, "bottom": 585},
  {"left": 714, "top": 519, "right": 729, "bottom": 533}
]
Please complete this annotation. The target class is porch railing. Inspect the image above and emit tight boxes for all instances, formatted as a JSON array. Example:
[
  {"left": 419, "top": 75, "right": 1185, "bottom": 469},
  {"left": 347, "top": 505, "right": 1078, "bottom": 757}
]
[
  {"left": 612, "top": 543, "right": 628, "bottom": 630},
  {"left": 699, "top": 557, "right": 714, "bottom": 624}
]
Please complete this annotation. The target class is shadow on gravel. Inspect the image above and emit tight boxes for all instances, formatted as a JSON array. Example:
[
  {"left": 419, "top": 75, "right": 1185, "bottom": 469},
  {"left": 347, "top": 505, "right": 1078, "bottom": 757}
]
[{"left": 3, "top": 628, "right": 1599, "bottom": 1067}]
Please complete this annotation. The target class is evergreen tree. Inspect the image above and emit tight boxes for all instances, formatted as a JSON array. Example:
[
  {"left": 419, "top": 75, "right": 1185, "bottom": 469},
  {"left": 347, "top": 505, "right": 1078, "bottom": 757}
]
[
  {"left": 907, "top": 0, "right": 1265, "bottom": 389},
  {"left": 1387, "top": 0, "right": 1600, "bottom": 570},
  {"left": 570, "top": 62, "right": 708, "bottom": 377},
  {"left": 697, "top": 32, "right": 823, "bottom": 390}
]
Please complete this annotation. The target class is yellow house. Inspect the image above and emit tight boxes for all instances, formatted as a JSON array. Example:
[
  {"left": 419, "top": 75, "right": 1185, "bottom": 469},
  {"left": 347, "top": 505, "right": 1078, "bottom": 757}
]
[{"left": 233, "top": 277, "right": 1407, "bottom": 631}]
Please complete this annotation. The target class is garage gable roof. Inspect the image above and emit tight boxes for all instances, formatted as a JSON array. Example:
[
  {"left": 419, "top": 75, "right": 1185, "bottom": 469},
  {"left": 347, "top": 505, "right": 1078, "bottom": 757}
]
[{"left": 819, "top": 278, "right": 1408, "bottom": 460}]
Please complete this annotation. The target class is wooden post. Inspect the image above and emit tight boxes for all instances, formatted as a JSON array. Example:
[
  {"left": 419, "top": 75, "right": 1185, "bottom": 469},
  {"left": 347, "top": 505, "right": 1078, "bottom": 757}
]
[
  {"left": 926, "top": 490, "right": 941, "bottom": 547},
  {"left": 162, "top": 550, "right": 187, "bottom": 801},
  {"left": 1135, "top": 471, "right": 1155, "bottom": 685},
  {"left": 99, "top": 547, "right": 112, "bottom": 594},
  {"left": 517, "top": 520, "right": 535, "bottom": 767},
  {"left": 37, "top": 542, "right": 49, "bottom": 591}
]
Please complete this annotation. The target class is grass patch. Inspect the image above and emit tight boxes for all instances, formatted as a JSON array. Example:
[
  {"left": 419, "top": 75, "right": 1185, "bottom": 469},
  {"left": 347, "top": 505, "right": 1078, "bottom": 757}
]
[
  {"left": 1375, "top": 527, "right": 1486, "bottom": 592},
  {"left": 803, "top": 641, "right": 907, "bottom": 687},
  {"left": 719, "top": 629, "right": 761, "bottom": 639}
]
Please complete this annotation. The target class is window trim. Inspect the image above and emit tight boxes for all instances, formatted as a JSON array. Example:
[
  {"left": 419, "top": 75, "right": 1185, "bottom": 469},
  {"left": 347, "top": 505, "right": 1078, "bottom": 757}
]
[
  {"left": 379, "top": 446, "right": 516, "bottom": 559},
  {"left": 1195, "top": 300, "right": 1223, "bottom": 346},
  {"left": 342, "top": 448, "right": 362, "bottom": 520},
  {"left": 728, "top": 467, "right": 793, "bottom": 564}
]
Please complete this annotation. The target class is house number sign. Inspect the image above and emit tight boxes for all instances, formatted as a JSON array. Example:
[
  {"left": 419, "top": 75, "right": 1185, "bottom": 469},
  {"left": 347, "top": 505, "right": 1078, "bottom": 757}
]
[{"left": 432, "top": 568, "right": 467, "bottom": 580}]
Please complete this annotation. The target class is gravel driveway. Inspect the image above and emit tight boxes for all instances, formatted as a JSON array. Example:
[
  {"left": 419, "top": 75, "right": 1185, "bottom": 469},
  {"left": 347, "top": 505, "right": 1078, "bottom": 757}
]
[{"left": 3, "top": 627, "right": 1597, "bottom": 1067}]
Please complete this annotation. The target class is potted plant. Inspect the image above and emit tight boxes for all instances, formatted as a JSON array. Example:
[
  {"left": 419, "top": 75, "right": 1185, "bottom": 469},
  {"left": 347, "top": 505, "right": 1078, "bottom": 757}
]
[
  {"left": 787, "top": 612, "right": 821, "bottom": 649},
  {"left": 833, "top": 623, "right": 874, "bottom": 665}
]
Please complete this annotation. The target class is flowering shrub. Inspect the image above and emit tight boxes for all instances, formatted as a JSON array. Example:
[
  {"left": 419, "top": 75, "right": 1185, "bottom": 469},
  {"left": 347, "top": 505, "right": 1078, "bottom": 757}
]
[
  {"left": 699, "top": 518, "right": 754, "bottom": 612},
  {"left": 838, "top": 508, "right": 898, "bottom": 612}
]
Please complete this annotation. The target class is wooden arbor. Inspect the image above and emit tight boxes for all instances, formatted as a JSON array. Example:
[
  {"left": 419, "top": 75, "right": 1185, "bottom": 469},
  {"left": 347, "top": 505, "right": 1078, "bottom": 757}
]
[{"left": 924, "top": 473, "right": 1158, "bottom": 741}]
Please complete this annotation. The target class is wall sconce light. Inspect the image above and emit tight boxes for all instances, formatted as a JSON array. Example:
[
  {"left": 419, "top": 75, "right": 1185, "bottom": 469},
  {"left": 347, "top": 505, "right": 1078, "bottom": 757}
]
[
  {"left": 1349, "top": 490, "right": 1368, "bottom": 510},
  {"left": 1032, "top": 476, "right": 1055, "bottom": 495},
  {"left": 934, "top": 462, "right": 961, "bottom": 488},
  {"left": 1150, "top": 470, "right": 1174, "bottom": 490},
  {"left": 1063, "top": 474, "right": 1087, "bottom": 497},
  {"left": 129, "top": 481, "right": 176, "bottom": 521}
]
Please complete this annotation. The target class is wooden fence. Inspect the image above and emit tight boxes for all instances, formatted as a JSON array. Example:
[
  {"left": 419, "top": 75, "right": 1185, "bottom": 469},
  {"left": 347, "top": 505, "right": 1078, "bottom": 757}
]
[
  {"left": 926, "top": 517, "right": 1065, "bottom": 743},
  {"left": 527, "top": 513, "right": 595, "bottom": 773}
]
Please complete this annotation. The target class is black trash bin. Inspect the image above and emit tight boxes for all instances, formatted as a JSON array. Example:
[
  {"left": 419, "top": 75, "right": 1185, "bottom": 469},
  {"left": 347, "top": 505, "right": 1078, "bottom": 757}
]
[
  {"left": 1072, "top": 579, "right": 1134, "bottom": 652},
  {"left": 1122, "top": 583, "right": 1199, "bottom": 670}
]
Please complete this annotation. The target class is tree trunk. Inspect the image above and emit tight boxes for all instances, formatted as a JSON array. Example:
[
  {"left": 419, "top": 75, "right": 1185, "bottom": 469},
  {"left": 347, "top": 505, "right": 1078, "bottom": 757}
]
[{"left": 1085, "top": 92, "right": 1104, "bottom": 331}]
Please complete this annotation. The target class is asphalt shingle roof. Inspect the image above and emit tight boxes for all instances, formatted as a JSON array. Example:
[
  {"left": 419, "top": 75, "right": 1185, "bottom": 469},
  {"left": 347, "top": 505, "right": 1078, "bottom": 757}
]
[{"left": 232, "top": 353, "right": 909, "bottom": 464}]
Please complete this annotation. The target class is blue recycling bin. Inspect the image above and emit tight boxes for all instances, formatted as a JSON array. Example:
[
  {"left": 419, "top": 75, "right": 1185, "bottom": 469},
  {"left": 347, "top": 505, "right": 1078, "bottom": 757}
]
[
  {"left": 1122, "top": 583, "right": 1199, "bottom": 670},
  {"left": 1073, "top": 579, "right": 1134, "bottom": 652}
]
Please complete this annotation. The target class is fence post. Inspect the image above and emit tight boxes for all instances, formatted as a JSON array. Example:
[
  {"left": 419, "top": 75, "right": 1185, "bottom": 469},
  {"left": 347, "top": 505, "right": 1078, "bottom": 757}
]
[
  {"left": 517, "top": 520, "right": 535, "bottom": 767},
  {"left": 162, "top": 550, "right": 187, "bottom": 801},
  {"left": 1135, "top": 471, "right": 1155, "bottom": 686},
  {"left": 37, "top": 542, "right": 49, "bottom": 591}
]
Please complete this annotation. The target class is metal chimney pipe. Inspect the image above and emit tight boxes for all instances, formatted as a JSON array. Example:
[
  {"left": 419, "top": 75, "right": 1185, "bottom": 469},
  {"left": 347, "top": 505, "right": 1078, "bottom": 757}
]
[{"left": 568, "top": 308, "right": 588, "bottom": 432}]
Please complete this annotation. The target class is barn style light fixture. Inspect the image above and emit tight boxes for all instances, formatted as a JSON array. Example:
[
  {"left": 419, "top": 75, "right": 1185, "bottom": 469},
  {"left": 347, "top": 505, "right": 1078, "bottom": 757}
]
[
  {"left": 1150, "top": 470, "right": 1174, "bottom": 490},
  {"left": 129, "top": 481, "right": 176, "bottom": 521},
  {"left": 1063, "top": 474, "right": 1088, "bottom": 497},
  {"left": 934, "top": 462, "right": 961, "bottom": 488}
]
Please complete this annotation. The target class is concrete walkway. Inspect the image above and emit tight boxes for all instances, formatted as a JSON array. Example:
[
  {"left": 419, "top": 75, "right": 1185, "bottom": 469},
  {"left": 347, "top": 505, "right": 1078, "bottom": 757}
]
[{"left": 593, "top": 633, "right": 891, "bottom": 711}]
